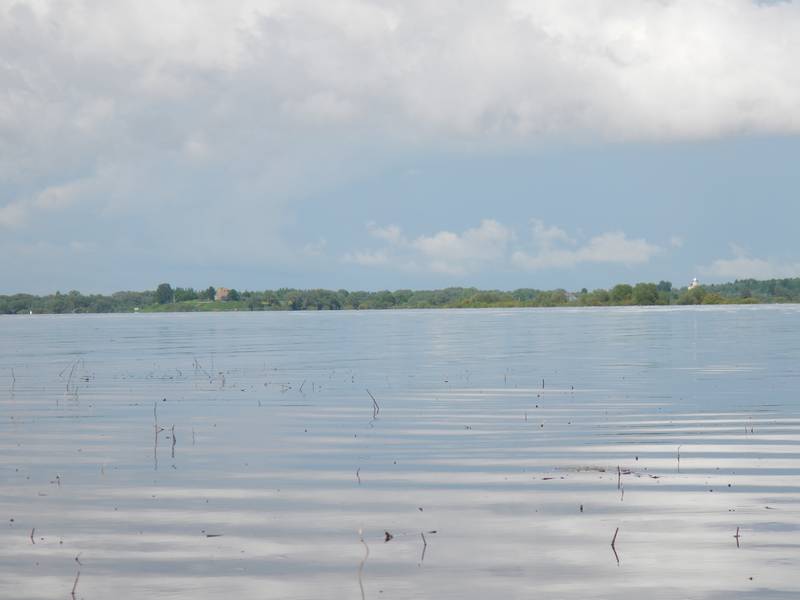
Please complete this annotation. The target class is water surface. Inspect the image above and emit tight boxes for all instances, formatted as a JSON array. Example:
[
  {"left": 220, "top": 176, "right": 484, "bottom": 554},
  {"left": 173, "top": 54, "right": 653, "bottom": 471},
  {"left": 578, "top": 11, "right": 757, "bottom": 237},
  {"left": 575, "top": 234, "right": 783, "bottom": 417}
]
[{"left": 2, "top": 306, "right": 800, "bottom": 599}]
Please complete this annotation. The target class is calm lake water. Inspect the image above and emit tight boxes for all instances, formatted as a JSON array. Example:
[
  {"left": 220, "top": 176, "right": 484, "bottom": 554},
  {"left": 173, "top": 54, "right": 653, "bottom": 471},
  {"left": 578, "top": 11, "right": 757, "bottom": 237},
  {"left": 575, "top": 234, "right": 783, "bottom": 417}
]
[{"left": 2, "top": 306, "right": 800, "bottom": 599}]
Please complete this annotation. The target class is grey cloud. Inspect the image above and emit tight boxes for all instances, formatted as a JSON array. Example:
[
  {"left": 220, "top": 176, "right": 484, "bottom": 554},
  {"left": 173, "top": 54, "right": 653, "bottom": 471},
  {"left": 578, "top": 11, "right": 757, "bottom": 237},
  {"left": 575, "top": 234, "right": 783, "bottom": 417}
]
[
  {"left": 5, "top": 0, "right": 800, "bottom": 185},
  {"left": 2, "top": 0, "right": 800, "bottom": 290}
]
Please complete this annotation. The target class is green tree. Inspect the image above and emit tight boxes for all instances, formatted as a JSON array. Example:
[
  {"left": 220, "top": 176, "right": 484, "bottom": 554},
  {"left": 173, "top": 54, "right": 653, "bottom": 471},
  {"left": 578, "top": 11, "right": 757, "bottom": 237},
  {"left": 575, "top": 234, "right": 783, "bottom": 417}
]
[
  {"left": 369, "top": 290, "right": 397, "bottom": 309},
  {"left": 156, "top": 283, "right": 174, "bottom": 304},
  {"left": 583, "top": 288, "right": 610, "bottom": 306},
  {"left": 610, "top": 284, "right": 633, "bottom": 304},
  {"left": 702, "top": 292, "right": 725, "bottom": 304},
  {"left": 285, "top": 291, "right": 303, "bottom": 310},
  {"left": 632, "top": 283, "right": 659, "bottom": 305},
  {"left": 174, "top": 287, "right": 198, "bottom": 302},
  {"left": 656, "top": 281, "right": 673, "bottom": 293},
  {"left": 262, "top": 291, "right": 280, "bottom": 307},
  {"left": 227, "top": 289, "right": 241, "bottom": 301},
  {"left": 247, "top": 296, "right": 262, "bottom": 311},
  {"left": 677, "top": 286, "right": 706, "bottom": 305}
]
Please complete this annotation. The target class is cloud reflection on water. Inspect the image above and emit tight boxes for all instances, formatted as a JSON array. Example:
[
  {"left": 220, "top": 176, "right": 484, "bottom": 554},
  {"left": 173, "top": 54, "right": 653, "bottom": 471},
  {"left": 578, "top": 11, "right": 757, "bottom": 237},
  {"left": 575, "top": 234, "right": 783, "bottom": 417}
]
[{"left": 2, "top": 307, "right": 800, "bottom": 599}]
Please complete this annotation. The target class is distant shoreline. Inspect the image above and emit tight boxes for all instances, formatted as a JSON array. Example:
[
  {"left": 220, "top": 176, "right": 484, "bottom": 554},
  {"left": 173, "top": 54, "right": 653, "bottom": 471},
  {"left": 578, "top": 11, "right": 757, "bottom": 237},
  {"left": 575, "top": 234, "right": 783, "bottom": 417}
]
[
  {"left": 5, "top": 301, "right": 800, "bottom": 317},
  {"left": 3, "top": 277, "right": 800, "bottom": 314}
]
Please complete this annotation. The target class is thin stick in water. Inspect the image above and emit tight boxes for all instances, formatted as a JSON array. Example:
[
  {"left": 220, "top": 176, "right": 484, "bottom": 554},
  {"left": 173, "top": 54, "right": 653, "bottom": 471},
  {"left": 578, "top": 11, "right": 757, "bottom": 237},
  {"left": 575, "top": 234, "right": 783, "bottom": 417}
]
[{"left": 71, "top": 570, "right": 80, "bottom": 599}]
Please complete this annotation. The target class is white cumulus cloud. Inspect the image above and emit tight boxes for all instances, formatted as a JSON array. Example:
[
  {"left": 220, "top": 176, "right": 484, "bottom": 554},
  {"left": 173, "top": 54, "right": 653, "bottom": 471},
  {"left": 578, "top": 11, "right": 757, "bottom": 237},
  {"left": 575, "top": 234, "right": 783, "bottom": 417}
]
[
  {"left": 700, "top": 245, "right": 800, "bottom": 280},
  {"left": 367, "top": 222, "right": 406, "bottom": 244},
  {"left": 512, "top": 222, "right": 661, "bottom": 270},
  {"left": 348, "top": 218, "right": 662, "bottom": 276},
  {"left": 411, "top": 219, "right": 513, "bottom": 274},
  {"left": 349, "top": 219, "right": 513, "bottom": 275},
  {"left": 343, "top": 249, "right": 390, "bottom": 267}
]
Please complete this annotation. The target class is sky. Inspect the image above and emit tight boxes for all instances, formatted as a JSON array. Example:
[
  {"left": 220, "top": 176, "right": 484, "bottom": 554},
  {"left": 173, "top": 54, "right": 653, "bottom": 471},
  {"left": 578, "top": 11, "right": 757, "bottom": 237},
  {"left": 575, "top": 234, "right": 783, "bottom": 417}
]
[{"left": 2, "top": 0, "right": 800, "bottom": 294}]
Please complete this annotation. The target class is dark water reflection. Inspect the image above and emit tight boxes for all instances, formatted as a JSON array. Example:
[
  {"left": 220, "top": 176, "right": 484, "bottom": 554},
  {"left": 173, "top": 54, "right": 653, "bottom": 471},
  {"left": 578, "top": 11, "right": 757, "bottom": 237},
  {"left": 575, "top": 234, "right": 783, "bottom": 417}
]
[{"left": 2, "top": 306, "right": 800, "bottom": 599}]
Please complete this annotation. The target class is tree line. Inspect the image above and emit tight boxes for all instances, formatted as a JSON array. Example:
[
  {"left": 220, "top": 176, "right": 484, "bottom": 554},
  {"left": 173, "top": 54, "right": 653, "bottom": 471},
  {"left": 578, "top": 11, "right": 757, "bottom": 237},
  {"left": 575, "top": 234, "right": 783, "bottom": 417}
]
[{"left": 3, "top": 278, "right": 800, "bottom": 314}]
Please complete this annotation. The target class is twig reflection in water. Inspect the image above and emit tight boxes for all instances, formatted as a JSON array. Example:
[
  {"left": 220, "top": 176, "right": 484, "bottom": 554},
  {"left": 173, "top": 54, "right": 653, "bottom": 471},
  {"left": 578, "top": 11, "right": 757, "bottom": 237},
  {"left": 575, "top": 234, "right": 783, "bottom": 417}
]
[
  {"left": 153, "top": 400, "right": 165, "bottom": 471},
  {"left": 358, "top": 529, "right": 370, "bottom": 600},
  {"left": 611, "top": 528, "right": 620, "bottom": 565},
  {"left": 366, "top": 389, "right": 380, "bottom": 419}
]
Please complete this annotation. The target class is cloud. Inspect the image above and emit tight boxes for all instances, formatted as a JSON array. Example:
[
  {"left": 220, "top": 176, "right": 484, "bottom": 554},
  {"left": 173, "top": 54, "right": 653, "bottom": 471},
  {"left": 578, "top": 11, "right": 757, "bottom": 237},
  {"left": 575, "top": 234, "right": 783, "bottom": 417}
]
[
  {"left": 512, "top": 222, "right": 661, "bottom": 270},
  {"left": 2, "top": 1, "right": 800, "bottom": 289},
  {"left": 284, "top": 91, "right": 358, "bottom": 124},
  {"left": 303, "top": 238, "right": 328, "bottom": 258},
  {"left": 349, "top": 218, "right": 661, "bottom": 275},
  {"left": 530, "top": 219, "right": 574, "bottom": 249},
  {"left": 349, "top": 219, "right": 512, "bottom": 275},
  {"left": 182, "top": 132, "right": 213, "bottom": 162},
  {"left": 344, "top": 249, "right": 390, "bottom": 267},
  {"left": 0, "top": 174, "right": 108, "bottom": 229},
  {"left": 581, "top": 232, "right": 661, "bottom": 265},
  {"left": 0, "top": 201, "right": 25, "bottom": 228},
  {"left": 700, "top": 245, "right": 800, "bottom": 279},
  {"left": 4, "top": 0, "right": 800, "bottom": 187},
  {"left": 411, "top": 219, "right": 513, "bottom": 274},
  {"left": 367, "top": 222, "right": 406, "bottom": 244}
]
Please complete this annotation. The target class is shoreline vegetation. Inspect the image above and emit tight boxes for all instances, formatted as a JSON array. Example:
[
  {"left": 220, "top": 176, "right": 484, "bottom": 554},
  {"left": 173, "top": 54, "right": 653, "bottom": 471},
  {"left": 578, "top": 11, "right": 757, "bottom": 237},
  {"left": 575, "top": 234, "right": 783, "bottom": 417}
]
[{"left": 3, "top": 278, "right": 800, "bottom": 314}]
